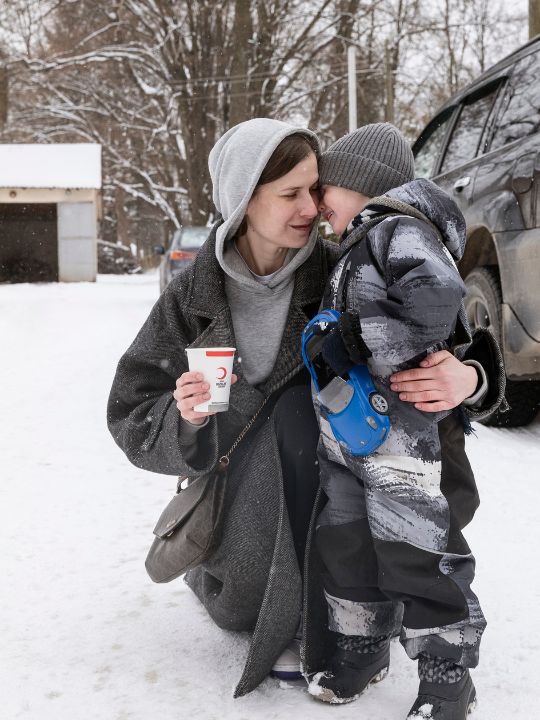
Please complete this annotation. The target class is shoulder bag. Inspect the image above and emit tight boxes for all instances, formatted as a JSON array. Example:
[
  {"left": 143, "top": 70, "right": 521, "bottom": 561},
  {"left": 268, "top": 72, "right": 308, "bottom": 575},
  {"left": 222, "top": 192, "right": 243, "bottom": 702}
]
[{"left": 145, "top": 397, "right": 269, "bottom": 583}]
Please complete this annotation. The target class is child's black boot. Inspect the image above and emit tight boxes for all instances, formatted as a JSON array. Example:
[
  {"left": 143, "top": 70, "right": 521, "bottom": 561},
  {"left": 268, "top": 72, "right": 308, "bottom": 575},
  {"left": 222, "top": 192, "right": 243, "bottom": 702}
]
[
  {"left": 308, "top": 634, "right": 390, "bottom": 704},
  {"left": 406, "top": 655, "right": 476, "bottom": 719}
]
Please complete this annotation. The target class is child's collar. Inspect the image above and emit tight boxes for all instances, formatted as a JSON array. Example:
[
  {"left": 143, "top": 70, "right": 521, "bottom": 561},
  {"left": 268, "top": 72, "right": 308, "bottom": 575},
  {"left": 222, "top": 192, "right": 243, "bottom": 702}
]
[{"left": 343, "top": 207, "right": 379, "bottom": 238}]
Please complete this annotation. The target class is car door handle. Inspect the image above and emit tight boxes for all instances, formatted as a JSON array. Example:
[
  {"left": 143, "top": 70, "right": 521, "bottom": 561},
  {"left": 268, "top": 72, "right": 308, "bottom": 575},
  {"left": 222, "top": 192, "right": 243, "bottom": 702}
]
[{"left": 453, "top": 176, "right": 471, "bottom": 192}]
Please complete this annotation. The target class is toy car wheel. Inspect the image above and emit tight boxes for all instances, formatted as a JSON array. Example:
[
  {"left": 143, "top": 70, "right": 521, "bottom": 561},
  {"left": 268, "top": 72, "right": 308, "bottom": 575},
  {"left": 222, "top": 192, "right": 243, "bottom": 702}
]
[{"left": 369, "top": 392, "right": 389, "bottom": 415}]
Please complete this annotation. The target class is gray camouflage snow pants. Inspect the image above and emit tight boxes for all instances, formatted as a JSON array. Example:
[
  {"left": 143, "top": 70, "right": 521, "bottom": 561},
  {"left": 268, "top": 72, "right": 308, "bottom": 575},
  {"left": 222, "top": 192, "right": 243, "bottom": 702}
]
[{"left": 315, "top": 411, "right": 486, "bottom": 668}]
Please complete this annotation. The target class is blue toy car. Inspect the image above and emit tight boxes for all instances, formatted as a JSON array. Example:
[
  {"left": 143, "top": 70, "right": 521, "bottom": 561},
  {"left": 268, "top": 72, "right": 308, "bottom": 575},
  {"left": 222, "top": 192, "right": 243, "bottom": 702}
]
[{"left": 302, "top": 309, "right": 390, "bottom": 456}]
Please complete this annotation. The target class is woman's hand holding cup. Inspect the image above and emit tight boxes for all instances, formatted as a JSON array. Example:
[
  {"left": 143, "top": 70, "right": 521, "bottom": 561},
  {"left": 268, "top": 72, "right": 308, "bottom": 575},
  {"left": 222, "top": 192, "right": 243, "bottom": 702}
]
[{"left": 174, "top": 371, "right": 238, "bottom": 425}]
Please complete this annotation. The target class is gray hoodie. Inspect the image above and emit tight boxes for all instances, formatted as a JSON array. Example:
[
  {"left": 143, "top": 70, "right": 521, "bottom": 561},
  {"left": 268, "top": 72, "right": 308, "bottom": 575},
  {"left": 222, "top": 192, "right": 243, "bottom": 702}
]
[
  {"left": 181, "top": 118, "right": 319, "bottom": 441},
  {"left": 208, "top": 118, "right": 320, "bottom": 386}
]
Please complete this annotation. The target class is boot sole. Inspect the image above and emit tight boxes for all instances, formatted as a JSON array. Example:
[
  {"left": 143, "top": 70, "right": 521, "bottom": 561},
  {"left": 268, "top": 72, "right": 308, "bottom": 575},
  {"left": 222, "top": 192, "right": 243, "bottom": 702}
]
[
  {"left": 309, "top": 665, "right": 389, "bottom": 704},
  {"left": 407, "top": 684, "right": 477, "bottom": 719}
]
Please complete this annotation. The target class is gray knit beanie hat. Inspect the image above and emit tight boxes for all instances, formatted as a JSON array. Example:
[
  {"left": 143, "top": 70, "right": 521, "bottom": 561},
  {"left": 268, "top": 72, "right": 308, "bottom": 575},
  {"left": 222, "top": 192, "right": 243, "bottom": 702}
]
[{"left": 318, "top": 122, "right": 415, "bottom": 197}]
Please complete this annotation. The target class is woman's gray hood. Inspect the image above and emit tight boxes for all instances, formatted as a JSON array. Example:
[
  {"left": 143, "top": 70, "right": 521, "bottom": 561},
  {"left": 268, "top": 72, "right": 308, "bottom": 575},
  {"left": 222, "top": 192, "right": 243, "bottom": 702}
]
[{"left": 208, "top": 118, "right": 320, "bottom": 289}]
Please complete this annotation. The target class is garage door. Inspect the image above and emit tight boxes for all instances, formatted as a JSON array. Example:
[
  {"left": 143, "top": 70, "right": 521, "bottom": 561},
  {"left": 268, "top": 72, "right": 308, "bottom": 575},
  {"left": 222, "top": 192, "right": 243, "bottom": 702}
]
[{"left": 0, "top": 204, "right": 58, "bottom": 282}]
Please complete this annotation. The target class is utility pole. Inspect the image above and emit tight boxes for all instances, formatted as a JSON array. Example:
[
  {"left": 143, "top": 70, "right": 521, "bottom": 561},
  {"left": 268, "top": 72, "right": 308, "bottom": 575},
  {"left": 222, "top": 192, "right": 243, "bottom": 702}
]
[
  {"left": 384, "top": 41, "right": 394, "bottom": 124},
  {"left": 229, "top": 0, "right": 252, "bottom": 125},
  {"left": 347, "top": 45, "right": 357, "bottom": 132},
  {"left": 530, "top": 0, "right": 540, "bottom": 38},
  {"left": 0, "top": 51, "right": 7, "bottom": 128}
]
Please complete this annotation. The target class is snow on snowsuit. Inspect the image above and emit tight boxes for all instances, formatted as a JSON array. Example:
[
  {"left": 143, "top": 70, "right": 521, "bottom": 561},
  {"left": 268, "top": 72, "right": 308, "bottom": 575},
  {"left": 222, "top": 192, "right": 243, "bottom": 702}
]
[{"left": 314, "top": 179, "right": 486, "bottom": 668}]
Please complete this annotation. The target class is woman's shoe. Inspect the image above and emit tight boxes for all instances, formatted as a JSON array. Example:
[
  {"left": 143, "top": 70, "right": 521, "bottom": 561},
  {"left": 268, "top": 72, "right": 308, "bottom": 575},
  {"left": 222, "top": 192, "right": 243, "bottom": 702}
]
[
  {"left": 307, "top": 645, "right": 390, "bottom": 704},
  {"left": 406, "top": 670, "right": 477, "bottom": 719},
  {"left": 270, "top": 638, "right": 302, "bottom": 680}
]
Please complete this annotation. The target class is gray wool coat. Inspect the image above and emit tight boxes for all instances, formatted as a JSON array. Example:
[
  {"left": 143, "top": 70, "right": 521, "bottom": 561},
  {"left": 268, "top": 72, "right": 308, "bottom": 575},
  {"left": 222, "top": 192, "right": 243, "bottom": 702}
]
[
  {"left": 107, "top": 222, "right": 504, "bottom": 698},
  {"left": 107, "top": 224, "right": 331, "bottom": 697}
]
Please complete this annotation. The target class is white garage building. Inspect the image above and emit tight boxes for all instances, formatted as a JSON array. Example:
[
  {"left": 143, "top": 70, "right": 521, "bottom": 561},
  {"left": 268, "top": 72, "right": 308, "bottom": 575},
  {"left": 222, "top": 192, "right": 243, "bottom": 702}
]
[{"left": 0, "top": 144, "right": 101, "bottom": 282}]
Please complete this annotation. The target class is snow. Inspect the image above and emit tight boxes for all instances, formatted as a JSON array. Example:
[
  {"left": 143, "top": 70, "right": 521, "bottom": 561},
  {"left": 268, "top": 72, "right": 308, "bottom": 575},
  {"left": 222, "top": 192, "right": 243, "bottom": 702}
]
[
  {"left": 1, "top": 273, "right": 538, "bottom": 720},
  {"left": 408, "top": 704, "right": 434, "bottom": 719},
  {"left": 0, "top": 144, "right": 101, "bottom": 189}
]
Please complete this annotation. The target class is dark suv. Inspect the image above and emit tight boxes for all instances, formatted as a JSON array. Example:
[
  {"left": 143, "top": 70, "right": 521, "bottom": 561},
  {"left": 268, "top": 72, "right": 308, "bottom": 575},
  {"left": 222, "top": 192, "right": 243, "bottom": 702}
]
[{"left": 413, "top": 35, "right": 540, "bottom": 426}]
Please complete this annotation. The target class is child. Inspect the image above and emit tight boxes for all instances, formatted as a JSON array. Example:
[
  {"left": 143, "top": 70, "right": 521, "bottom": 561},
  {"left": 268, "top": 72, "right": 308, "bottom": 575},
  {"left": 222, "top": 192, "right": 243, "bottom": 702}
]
[{"left": 306, "top": 123, "right": 485, "bottom": 720}]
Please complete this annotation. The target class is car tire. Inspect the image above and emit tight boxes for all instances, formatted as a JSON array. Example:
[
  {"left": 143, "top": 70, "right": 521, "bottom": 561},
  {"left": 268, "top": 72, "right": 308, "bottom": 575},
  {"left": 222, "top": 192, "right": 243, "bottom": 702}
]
[
  {"left": 369, "top": 392, "right": 389, "bottom": 415},
  {"left": 465, "top": 266, "right": 540, "bottom": 427}
]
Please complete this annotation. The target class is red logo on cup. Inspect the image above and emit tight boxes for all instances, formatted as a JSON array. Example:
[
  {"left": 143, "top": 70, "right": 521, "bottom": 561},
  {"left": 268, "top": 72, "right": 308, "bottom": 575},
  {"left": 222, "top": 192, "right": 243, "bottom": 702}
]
[{"left": 217, "top": 367, "right": 227, "bottom": 380}]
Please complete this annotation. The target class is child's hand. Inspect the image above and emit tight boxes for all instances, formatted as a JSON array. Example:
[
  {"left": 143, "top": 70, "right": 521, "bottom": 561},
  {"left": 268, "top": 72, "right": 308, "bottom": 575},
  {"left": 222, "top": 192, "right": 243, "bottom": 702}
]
[{"left": 389, "top": 351, "right": 478, "bottom": 412}]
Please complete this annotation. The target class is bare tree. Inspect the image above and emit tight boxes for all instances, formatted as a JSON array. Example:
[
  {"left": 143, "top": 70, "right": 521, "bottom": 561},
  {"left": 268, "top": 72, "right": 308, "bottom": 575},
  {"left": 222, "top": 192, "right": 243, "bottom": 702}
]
[
  {"left": 4, "top": 0, "right": 368, "bottom": 228},
  {"left": 1, "top": 0, "right": 529, "bottom": 253}
]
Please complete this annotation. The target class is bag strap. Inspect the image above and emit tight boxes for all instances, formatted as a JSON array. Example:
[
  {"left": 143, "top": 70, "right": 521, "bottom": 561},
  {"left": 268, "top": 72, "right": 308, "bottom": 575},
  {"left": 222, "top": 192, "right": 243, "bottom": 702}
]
[
  {"left": 219, "top": 394, "right": 270, "bottom": 466},
  {"left": 177, "top": 394, "right": 271, "bottom": 490}
]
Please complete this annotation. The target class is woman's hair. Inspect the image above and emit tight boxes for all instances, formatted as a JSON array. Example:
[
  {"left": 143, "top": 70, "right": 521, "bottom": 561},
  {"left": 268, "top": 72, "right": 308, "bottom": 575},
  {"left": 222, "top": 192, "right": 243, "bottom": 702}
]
[
  {"left": 257, "top": 132, "right": 320, "bottom": 186},
  {"left": 237, "top": 132, "right": 319, "bottom": 236}
]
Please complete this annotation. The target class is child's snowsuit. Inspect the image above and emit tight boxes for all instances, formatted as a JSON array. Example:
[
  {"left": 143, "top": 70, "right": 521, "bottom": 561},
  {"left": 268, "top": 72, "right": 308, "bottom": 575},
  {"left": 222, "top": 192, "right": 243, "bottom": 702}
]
[{"left": 315, "top": 179, "right": 486, "bottom": 668}]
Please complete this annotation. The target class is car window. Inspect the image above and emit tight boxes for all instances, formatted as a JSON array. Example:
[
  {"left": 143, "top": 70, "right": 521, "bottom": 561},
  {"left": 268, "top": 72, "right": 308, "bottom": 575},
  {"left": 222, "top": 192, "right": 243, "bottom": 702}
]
[
  {"left": 414, "top": 112, "right": 454, "bottom": 178},
  {"left": 179, "top": 227, "right": 209, "bottom": 248},
  {"left": 490, "top": 49, "right": 540, "bottom": 151},
  {"left": 439, "top": 86, "right": 499, "bottom": 174}
]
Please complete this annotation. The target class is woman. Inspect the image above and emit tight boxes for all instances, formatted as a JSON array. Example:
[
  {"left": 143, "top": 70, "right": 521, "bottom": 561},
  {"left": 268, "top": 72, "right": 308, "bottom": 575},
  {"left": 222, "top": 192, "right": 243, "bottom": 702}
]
[{"left": 107, "top": 118, "right": 503, "bottom": 698}]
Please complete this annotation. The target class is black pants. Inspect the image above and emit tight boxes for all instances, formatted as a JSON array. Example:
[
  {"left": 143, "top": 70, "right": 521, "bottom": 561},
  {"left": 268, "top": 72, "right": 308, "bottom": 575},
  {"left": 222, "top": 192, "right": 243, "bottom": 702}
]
[
  {"left": 316, "top": 412, "right": 486, "bottom": 668},
  {"left": 272, "top": 384, "right": 320, "bottom": 570}
]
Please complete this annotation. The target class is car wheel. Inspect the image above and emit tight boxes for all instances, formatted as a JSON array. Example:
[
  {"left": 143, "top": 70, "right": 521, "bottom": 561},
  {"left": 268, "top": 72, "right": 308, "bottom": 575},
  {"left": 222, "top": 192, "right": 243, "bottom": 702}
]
[{"left": 465, "top": 266, "right": 540, "bottom": 427}]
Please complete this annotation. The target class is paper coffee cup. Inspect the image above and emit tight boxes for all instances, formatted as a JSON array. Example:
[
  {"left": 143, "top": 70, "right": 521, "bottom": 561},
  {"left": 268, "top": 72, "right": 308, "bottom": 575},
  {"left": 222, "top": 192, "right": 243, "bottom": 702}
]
[{"left": 185, "top": 347, "right": 236, "bottom": 413}]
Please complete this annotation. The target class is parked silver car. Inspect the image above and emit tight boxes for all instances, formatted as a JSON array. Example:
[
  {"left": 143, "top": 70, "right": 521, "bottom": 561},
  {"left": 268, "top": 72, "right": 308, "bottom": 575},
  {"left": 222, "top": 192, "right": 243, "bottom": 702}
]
[
  {"left": 413, "top": 35, "right": 540, "bottom": 426},
  {"left": 154, "top": 225, "right": 210, "bottom": 292}
]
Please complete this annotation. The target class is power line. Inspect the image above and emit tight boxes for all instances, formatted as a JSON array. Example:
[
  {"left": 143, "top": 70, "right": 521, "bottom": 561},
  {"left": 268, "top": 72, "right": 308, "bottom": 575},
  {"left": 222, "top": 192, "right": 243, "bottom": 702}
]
[
  {"left": 167, "top": 60, "right": 382, "bottom": 87},
  {"left": 172, "top": 68, "right": 384, "bottom": 105}
]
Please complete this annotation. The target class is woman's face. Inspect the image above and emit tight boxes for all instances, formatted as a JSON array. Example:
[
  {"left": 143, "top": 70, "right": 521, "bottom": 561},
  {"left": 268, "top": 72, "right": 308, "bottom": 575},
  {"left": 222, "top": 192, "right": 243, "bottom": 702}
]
[{"left": 244, "top": 151, "right": 319, "bottom": 250}]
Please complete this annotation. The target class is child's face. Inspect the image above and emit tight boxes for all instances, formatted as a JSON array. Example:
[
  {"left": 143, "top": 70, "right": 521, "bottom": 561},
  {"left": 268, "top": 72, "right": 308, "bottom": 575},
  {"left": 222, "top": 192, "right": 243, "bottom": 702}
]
[{"left": 318, "top": 185, "right": 371, "bottom": 236}]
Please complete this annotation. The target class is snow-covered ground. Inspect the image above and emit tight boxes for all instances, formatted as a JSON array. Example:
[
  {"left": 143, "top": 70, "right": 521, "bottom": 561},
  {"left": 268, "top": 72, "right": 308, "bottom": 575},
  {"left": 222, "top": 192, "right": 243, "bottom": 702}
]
[{"left": 1, "top": 273, "right": 538, "bottom": 720}]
